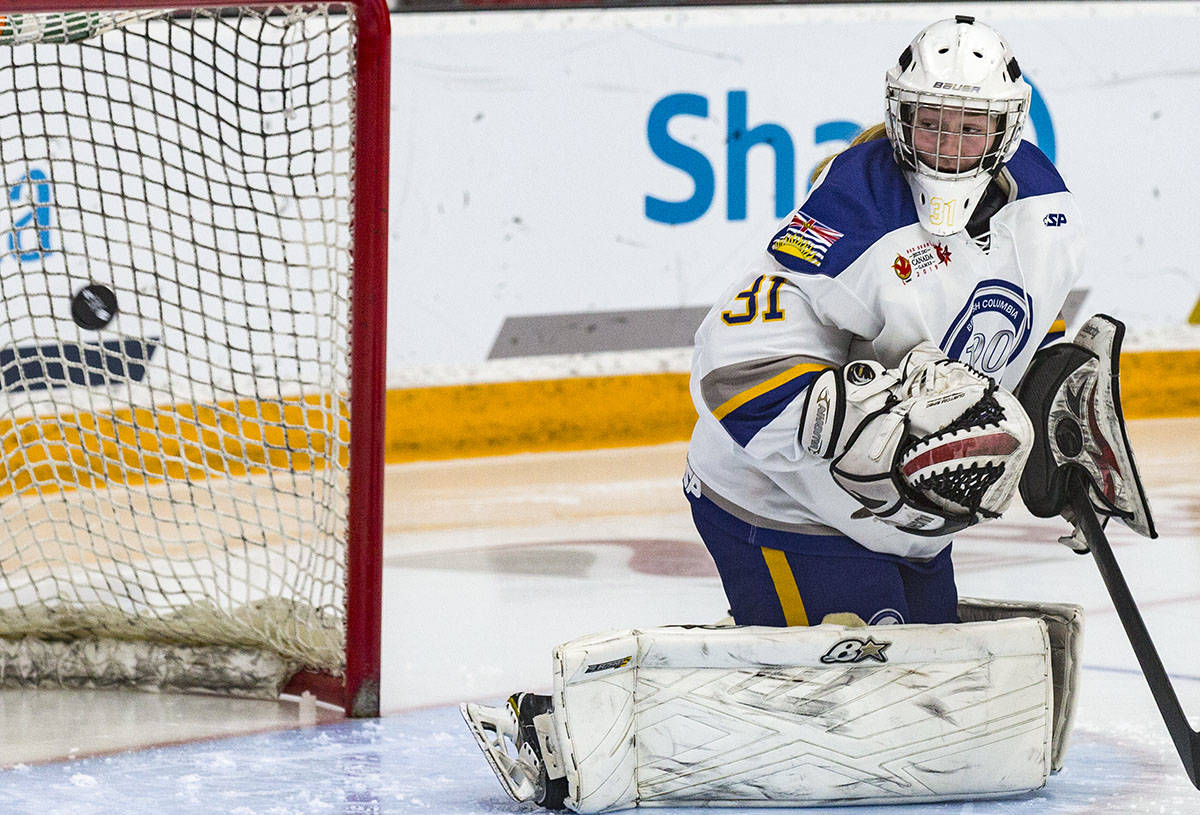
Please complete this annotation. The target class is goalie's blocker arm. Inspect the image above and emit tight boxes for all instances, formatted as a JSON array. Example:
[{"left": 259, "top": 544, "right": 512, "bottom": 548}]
[
  {"left": 1014, "top": 313, "right": 1156, "bottom": 543},
  {"left": 1014, "top": 316, "right": 1200, "bottom": 790}
]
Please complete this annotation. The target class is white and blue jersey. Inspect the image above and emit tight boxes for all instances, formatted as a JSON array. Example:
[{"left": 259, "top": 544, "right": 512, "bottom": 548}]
[{"left": 685, "top": 138, "right": 1083, "bottom": 560}]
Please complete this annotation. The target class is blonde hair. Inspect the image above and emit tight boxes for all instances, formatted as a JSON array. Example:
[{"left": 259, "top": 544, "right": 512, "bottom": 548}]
[{"left": 809, "top": 123, "right": 889, "bottom": 186}]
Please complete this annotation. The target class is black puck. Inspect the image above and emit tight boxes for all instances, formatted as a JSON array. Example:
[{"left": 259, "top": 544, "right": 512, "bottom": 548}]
[{"left": 71, "top": 283, "right": 119, "bottom": 330}]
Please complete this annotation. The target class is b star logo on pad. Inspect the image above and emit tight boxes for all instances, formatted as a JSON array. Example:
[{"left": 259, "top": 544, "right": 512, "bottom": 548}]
[{"left": 820, "top": 636, "right": 892, "bottom": 664}]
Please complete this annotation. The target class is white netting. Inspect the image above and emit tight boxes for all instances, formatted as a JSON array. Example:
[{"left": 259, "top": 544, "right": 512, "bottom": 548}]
[{"left": 0, "top": 4, "right": 358, "bottom": 687}]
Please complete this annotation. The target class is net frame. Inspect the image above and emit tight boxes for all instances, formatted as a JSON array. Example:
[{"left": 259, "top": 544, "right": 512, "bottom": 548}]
[{"left": 0, "top": 0, "right": 389, "bottom": 716}]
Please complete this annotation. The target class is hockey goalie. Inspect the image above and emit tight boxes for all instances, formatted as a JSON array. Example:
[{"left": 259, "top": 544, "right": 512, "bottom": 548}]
[
  {"left": 462, "top": 15, "right": 1162, "bottom": 811},
  {"left": 462, "top": 311, "right": 1157, "bottom": 812}
]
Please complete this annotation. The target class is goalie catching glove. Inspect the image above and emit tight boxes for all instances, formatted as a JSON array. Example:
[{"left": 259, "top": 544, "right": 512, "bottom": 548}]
[{"left": 799, "top": 343, "right": 1034, "bottom": 536}]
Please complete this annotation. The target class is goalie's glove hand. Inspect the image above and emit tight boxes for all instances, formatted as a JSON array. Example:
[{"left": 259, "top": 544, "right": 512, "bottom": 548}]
[
  {"left": 897, "top": 340, "right": 993, "bottom": 399},
  {"left": 797, "top": 360, "right": 901, "bottom": 460},
  {"left": 829, "top": 405, "right": 980, "bottom": 537},
  {"left": 797, "top": 345, "right": 998, "bottom": 463},
  {"left": 806, "top": 348, "right": 1034, "bottom": 537}
]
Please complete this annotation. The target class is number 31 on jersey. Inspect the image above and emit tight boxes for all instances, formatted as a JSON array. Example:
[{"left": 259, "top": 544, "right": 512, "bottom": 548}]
[{"left": 722, "top": 275, "right": 787, "bottom": 325}]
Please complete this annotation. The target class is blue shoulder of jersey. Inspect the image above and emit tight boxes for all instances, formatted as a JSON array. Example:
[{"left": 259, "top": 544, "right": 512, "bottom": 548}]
[
  {"left": 1006, "top": 141, "right": 1069, "bottom": 199},
  {"left": 766, "top": 139, "right": 916, "bottom": 278}
]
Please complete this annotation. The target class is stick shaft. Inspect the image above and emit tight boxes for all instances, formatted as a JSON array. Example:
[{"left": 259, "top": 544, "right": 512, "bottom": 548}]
[{"left": 1072, "top": 485, "right": 1199, "bottom": 787}]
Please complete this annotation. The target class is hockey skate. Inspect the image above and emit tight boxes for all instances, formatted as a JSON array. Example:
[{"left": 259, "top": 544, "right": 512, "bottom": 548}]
[{"left": 460, "top": 692, "right": 568, "bottom": 810}]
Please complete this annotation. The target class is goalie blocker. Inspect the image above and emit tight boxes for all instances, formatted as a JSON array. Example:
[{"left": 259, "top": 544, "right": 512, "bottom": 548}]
[
  {"left": 1015, "top": 312, "right": 1156, "bottom": 547},
  {"left": 1014, "top": 316, "right": 1200, "bottom": 790},
  {"left": 463, "top": 600, "right": 1083, "bottom": 812}
]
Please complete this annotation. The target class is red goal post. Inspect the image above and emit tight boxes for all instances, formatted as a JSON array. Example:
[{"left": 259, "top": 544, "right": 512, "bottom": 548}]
[{"left": 0, "top": 0, "right": 389, "bottom": 716}]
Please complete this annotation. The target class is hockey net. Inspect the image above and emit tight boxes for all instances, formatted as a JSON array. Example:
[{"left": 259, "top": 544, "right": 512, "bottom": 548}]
[{"left": 0, "top": 0, "right": 389, "bottom": 714}]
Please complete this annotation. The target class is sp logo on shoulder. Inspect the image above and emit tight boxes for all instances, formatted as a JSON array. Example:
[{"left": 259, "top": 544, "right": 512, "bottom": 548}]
[{"left": 820, "top": 636, "right": 891, "bottom": 664}]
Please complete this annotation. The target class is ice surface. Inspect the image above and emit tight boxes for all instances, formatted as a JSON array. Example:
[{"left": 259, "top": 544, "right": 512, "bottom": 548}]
[
  {"left": 2, "top": 431, "right": 1198, "bottom": 813},
  {"left": 0, "top": 700, "right": 1196, "bottom": 814}
]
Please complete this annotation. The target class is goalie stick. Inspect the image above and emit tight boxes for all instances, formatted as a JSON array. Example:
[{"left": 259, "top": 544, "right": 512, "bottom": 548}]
[
  {"left": 1017, "top": 313, "right": 1196, "bottom": 788},
  {"left": 1069, "top": 479, "right": 1200, "bottom": 789}
]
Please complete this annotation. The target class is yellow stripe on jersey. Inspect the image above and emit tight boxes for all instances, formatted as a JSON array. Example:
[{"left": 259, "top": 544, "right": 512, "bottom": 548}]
[
  {"left": 761, "top": 546, "right": 809, "bottom": 626},
  {"left": 1048, "top": 318, "right": 1066, "bottom": 335},
  {"left": 711, "top": 363, "right": 828, "bottom": 421}
]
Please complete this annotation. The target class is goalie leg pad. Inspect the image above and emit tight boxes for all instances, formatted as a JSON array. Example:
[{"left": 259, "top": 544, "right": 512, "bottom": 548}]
[
  {"left": 958, "top": 597, "right": 1083, "bottom": 772},
  {"left": 549, "top": 620, "right": 1053, "bottom": 812},
  {"left": 1015, "top": 314, "right": 1155, "bottom": 538}
]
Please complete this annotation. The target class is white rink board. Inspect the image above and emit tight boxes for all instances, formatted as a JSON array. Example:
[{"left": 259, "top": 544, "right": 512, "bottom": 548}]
[
  {"left": 3, "top": 3, "right": 1198, "bottom": 394},
  {"left": 387, "top": 2, "right": 1200, "bottom": 380}
]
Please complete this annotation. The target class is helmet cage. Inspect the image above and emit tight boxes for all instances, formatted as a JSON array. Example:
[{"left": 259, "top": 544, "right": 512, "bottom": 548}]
[{"left": 886, "top": 87, "right": 1027, "bottom": 180}]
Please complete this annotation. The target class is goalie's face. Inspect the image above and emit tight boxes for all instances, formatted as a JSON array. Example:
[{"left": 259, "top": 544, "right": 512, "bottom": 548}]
[{"left": 910, "top": 105, "right": 999, "bottom": 174}]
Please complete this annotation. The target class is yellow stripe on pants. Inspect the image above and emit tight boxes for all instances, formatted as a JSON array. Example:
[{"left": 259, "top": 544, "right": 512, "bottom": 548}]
[{"left": 761, "top": 546, "right": 809, "bottom": 626}]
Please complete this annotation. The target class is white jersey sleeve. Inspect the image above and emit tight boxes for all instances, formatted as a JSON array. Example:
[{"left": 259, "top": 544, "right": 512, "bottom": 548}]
[{"left": 690, "top": 260, "right": 850, "bottom": 470}]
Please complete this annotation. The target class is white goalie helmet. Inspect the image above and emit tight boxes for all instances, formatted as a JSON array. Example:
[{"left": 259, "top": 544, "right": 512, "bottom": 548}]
[{"left": 885, "top": 16, "right": 1032, "bottom": 236}]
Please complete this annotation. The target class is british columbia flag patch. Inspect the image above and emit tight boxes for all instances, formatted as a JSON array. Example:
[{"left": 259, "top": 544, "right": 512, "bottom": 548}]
[{"left": 768, "top": 211, "right": 844, "bottom": 268}]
